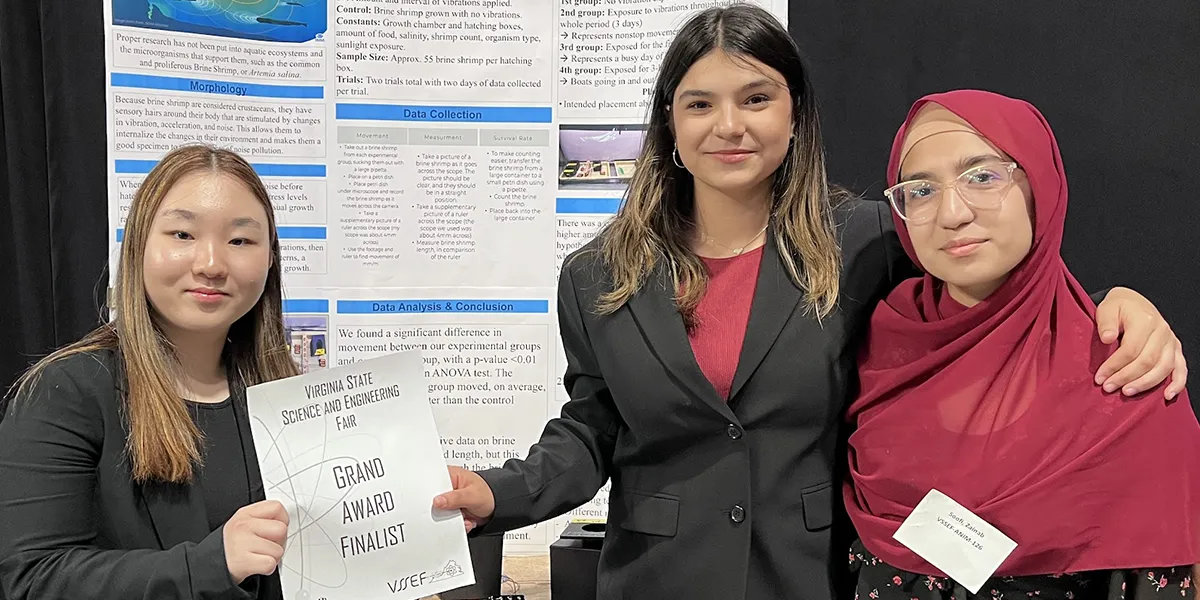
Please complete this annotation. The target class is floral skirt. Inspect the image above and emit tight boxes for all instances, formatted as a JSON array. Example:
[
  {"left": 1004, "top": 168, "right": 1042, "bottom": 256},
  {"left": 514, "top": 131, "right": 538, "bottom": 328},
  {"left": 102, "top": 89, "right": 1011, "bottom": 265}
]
[{"left": 849, "top": 539, "right": 1194, "bottom": 600}]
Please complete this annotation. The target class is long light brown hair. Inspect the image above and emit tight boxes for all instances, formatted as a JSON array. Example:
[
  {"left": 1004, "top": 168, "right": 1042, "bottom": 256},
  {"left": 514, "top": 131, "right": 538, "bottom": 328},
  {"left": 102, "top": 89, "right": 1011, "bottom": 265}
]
[
  {"left": 9, "top": 144, "right": 297, "bottom": 484},
  {"left": 593, "top": 5, "right": 843, "bottom": 326}
]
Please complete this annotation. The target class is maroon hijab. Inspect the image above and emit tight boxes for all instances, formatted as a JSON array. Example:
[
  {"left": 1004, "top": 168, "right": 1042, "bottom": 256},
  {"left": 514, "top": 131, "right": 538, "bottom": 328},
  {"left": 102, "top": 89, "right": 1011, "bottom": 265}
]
[{"left": 844, "top": 89, "right": 1200, "bottom": 575}]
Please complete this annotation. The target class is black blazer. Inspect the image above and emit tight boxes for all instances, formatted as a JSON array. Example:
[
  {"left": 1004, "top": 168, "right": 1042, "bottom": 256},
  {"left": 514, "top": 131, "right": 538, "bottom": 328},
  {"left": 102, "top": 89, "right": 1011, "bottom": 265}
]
[
  {"left": 0, "top": 349, "right": 281, "bottom": 600},
  {"left": 477, "top": 199, "right": 906, "bottom": 599}
]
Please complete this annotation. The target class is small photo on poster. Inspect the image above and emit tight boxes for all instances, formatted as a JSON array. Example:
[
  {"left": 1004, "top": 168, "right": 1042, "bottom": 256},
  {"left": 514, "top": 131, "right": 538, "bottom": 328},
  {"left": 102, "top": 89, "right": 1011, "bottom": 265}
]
[
  {"left": 111, "top": 0, "right": 327, "bottom": 44},
  {"left": 284, "top": 314, "right": 328, "bottom": 374},
  {"left": 558, "top": 124, "right": 647, "bottom": 192}
]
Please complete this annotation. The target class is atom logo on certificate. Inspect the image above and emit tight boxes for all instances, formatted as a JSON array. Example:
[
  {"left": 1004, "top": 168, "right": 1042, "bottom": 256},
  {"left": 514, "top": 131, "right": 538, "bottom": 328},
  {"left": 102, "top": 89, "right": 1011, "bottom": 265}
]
[{"left": 246, "top": 350, "right": 475, "bottom": 600}]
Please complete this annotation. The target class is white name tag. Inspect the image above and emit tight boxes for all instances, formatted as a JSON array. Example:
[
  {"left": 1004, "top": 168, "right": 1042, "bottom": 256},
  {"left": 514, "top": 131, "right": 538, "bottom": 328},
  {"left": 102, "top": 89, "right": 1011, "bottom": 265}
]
[{"left": 892, "top": 489, "right": 1018, "bottom": 594}]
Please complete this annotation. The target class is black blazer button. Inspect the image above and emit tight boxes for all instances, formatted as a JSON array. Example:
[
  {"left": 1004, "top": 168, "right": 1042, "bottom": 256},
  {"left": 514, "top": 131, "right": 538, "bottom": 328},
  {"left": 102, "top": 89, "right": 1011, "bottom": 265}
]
[
  {"left": 726, "top": 424, "right": 742, "bottom": 439},
  {"left": 730, "top": 505, "right": 745, "bottom": 523}
]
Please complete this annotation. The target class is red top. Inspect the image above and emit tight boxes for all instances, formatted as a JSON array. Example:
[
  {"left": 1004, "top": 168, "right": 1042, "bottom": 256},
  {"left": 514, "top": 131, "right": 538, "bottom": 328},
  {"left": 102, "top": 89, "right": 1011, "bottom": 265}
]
[
  {"left": 845, "top": 89, "right": 1200, "bottom": 575},
  {"left": 689, "top": 246, "right": 762, "bottom": 400}
]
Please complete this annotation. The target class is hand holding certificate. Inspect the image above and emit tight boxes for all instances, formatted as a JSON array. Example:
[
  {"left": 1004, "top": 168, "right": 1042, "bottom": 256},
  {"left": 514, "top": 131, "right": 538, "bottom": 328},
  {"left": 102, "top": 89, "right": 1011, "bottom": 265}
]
[{"left": 245, "top": 350, "right": 474, "bottom": 600}]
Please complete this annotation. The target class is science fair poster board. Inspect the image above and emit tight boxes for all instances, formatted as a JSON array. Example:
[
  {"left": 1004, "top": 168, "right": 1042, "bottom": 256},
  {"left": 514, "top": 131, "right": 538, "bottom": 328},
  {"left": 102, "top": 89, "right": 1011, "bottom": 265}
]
[{"left": 103, "top": 0, "right": 787, "bottom": 553}]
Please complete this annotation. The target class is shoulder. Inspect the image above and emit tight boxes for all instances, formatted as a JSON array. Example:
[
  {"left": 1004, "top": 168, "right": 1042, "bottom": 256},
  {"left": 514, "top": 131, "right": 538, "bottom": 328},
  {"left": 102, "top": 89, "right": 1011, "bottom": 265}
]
[
  {"left": 829, "top": 195, "right": 891, "bottom": 270},
  {"left": 6, "top": 348, "right": 121, "bottom": 425},
  {"left": 831, "top": 195, "right": 892, "bottom": 251},
  {"left": 829, "top": 195, "right": 908, "bottom": 307},
  {"left": 36, "top": 348, "right": 121, "bottom": 393},
  {"left": 560, "top": 235, "right": 612, "bottom": 300}
]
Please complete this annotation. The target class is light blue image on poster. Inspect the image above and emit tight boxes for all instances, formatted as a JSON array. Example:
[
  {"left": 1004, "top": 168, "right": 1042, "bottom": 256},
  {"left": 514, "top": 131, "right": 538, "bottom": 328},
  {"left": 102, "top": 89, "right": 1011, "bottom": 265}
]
[{"left": 112, "top": 0, "right": 326, "bottom": 44}]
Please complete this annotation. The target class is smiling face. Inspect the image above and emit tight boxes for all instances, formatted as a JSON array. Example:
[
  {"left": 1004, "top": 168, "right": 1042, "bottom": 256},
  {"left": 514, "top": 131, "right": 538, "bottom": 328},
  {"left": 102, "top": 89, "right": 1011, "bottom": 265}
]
[
  {"left": 897, "top": 106, "right": 1035, "bottom": 306},
  {"left": 669, "top": 49, "right": 794, "bottom": 199},
  {"left": 141, "top": 171, "right": 272, "bottom": 343}
]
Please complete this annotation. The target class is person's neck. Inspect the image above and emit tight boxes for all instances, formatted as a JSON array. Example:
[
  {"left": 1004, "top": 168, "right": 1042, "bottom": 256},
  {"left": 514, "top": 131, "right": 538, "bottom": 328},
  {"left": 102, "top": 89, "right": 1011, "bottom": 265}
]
[
  {"left": 692, "top": 181, "right": 772, "bottom": 258},
  {"left": 165, "top": 327, "right": 230, "bottom": 404},
  {"left": 945, "top": 277, "right": 1007, "bottom": 308}
]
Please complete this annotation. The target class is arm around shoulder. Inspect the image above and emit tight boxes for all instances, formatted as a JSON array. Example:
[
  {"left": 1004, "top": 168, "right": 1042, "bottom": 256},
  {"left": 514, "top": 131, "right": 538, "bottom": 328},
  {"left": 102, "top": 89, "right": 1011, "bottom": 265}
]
[
  {"left": 475, "top": 254, "right": 620, "bottom": 534},
  {"left": 0, "top": 353, "right": 250, "bottom": 600}
]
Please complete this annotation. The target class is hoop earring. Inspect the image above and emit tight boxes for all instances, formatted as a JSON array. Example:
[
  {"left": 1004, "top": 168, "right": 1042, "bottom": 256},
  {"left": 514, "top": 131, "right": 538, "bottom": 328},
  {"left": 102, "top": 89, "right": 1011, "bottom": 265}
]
[{"left": 672, "top": 146, "right": 685, "bottom": 169}]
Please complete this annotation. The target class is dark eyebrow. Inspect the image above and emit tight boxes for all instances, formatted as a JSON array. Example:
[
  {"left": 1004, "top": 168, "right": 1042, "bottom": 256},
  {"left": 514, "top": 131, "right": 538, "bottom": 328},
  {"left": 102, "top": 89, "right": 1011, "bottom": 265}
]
[
  {"left": 677, "top": 78, "right": 779, "bottom": 101},
  {"left": 160, "top": 209, "right": 261, "bottom": 228},
  {"left": 900, "top": 154, "right": 1005, "bottom": 182},
  {"left": 957, "top": 153, "right": 1004, "bottom": 172},
  {"left": 160, "top": 208, "right": 196, "bottom": 220}
]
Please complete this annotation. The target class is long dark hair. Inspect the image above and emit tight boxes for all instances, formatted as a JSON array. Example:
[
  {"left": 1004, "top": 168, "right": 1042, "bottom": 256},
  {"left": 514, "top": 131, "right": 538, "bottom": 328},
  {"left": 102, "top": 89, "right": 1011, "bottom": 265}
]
[
  {"left": 9, "top": 144, "right": 297, "bottom": 483},
  {"left": 594, "top": 4, "right": 842, "bottom": 325}
]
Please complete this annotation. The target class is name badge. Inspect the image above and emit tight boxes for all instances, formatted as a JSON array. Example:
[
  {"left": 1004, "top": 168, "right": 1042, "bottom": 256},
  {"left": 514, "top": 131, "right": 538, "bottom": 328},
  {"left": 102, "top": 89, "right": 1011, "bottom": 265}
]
[{"left": 892, "top": 489, "right": 1018, "bottom": 594}]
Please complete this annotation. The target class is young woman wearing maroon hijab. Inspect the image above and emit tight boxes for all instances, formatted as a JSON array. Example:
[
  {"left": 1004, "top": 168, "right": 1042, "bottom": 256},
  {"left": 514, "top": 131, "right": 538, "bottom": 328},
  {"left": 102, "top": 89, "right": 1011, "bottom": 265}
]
[
  {"left": 432, "top": 9, "right": 1191, "bottom": 599},
  {"left": 844, "top": 89, "right": 1200, "bottom": 598}
]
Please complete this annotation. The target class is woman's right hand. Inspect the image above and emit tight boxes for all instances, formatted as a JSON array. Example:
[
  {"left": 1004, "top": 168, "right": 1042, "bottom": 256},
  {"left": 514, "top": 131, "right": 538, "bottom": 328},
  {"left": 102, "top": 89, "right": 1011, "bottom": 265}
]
[
  {"left": 433, "top": 466, "right": 496, "bottom": 532},
  {"left": 223, "top": 500, "right": 290, "bottom": 584}
]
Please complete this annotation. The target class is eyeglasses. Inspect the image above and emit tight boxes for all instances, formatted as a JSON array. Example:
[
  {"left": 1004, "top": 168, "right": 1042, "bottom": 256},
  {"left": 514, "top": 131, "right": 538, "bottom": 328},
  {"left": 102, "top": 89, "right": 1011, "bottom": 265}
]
[{"left": 884, "top": 161, "right": 1019, "bottom": 224}]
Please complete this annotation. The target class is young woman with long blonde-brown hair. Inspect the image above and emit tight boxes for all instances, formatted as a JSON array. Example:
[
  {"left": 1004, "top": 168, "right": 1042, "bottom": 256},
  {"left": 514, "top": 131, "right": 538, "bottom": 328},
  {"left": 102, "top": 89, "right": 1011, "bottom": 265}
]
[
  {"left": 434, "top": 6, "right": 1188, "bottom": 600},
  {"left": 0, "top": 144, "right": 297, "bottom": 600}
]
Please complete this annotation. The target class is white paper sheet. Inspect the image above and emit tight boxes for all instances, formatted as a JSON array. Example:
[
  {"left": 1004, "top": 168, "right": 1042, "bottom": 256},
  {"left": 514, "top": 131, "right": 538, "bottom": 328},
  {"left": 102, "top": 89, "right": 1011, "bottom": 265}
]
[
  {"left": 246, "top": 350, "right": 474, "bottom": 600},
  {"left": 892, "top": 489, "right": 1018, "bottom": 594}
]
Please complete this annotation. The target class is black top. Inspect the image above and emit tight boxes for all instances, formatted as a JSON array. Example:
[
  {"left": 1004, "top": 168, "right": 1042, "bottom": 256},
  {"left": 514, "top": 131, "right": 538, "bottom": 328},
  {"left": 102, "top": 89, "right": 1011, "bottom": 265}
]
[
  {"left": 187, "top": 398, "right": 253, "bottom": 532},
  {"left": 0, "top": 349, "right": 282, "bottom": 600}
]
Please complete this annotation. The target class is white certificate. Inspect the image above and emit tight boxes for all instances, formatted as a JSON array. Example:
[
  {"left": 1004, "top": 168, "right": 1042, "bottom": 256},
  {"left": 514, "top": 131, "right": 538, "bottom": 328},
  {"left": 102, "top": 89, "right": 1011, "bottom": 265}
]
[{"left": 246, "top": 350, "right": 475, "bottom": 600}]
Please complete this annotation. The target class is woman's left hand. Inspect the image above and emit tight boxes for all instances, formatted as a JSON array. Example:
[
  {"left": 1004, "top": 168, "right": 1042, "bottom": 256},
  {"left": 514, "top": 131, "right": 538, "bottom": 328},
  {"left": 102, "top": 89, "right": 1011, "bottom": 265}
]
[{"left": 1093, "top": 286, "right": 1187, "bottom": 400}]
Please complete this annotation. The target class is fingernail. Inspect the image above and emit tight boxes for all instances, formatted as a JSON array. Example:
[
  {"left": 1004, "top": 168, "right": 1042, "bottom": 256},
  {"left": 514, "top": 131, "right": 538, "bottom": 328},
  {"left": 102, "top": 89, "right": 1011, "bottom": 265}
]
[
  {"left": 1103, "top": 383, "right": 1116, "bottom": 393},
  {"left": 1095, "top": 374, "right": 1106, "bottom": 385},
  {"left": 1102, "top": 331, "right": 1116, "bottom": 342},
  {"left": 434, "top": 497, "right": 445, "bottom": 508},
  {"left": 1123, "top": 386, "right": 1137, "bottom": 395}
]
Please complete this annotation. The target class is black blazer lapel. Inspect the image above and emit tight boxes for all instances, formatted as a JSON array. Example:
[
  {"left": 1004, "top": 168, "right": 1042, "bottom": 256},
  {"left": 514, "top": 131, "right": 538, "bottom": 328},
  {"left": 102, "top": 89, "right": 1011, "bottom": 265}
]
[
  {"left": 728, "top": 230, "right": 804, "bottom": 403},
  {"left": 627, "top": 257, "right": 735, "bottom": 420}
]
